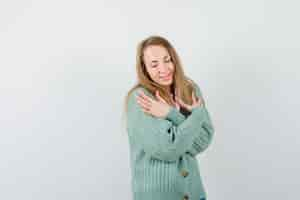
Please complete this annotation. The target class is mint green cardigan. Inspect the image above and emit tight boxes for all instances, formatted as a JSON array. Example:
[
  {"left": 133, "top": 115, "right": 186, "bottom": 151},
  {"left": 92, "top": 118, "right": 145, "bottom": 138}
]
[{"left": 126, "top": 83, "right": 214, "bottom": 200}]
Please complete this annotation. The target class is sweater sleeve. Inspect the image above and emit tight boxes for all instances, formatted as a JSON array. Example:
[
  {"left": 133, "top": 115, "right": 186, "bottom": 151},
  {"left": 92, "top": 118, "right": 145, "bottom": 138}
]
[
  {"left": 165, "top": 83, "right": 214, "bottom": 157},
  {"left": 126, "top": 87, "right": 207, "bottom": 162}
]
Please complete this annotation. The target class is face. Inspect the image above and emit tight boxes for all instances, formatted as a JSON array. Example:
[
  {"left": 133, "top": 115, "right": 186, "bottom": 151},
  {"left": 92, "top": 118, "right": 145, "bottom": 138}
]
[{"left": 143, "top": 45, "right": 175, "bottom": 88}]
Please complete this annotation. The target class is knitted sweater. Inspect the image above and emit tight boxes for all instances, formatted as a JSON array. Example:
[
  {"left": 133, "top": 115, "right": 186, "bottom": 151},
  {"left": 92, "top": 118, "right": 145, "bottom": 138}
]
[{"left": 126, "top": 83, "right": 214, "bottom": 200}]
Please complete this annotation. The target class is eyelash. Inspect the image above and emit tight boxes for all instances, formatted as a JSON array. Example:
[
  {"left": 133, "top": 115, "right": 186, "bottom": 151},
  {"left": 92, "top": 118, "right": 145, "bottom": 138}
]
[{"left": 152, "top": 59, "right": 171, "bottom": 67}]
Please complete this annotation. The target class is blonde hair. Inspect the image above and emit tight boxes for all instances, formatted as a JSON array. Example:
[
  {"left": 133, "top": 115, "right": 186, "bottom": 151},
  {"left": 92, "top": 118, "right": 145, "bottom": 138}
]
[{"left": 121, "top": 35, "right": 199, "bottom": 130}]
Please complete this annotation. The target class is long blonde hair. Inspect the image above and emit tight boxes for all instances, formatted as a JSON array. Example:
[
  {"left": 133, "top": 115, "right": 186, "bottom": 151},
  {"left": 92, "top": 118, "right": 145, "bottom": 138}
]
[{"left": 121, "top": 35, "right": 199, "bottom": 129}]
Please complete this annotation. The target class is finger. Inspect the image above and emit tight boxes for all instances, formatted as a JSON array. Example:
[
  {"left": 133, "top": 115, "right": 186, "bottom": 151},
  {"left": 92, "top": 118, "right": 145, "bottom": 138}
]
[
  {"left": 198, "top": 97, "right": 204, "bottom": 106},
  {"left": 141, "top": 106, "right": 152, "bottom": 115},
  {"left": 175, "top": 102, "right": 180, "bottom": 110},
  {"left": 192, "top": 91, "right": 197, "bottom": 104},
  {"left": 170, "top": 96, "right": 176, "bottom": 105},
  {"left": 176, "top": 97, "right": 187, "bottom": 107},
  {"left": 138, "top": 101, "right": 151, "bottom": 112},
  {"left": 141, "top": 104, "right": 150, "bottom": 111},
  {"left": 136, "top": 93, "right": 151, "bottom": 107},
  {"left": 136, "top": 96, "right": 152, "bottom": 108},
  {"left": 178, "top": 97, "right": 193, "bottom": 110},
  {"left": 137, "top": 90, "right": 153, "bottom": 104},
  {"left": 156, "top": 90, "right": 167, "bottom": 103}
]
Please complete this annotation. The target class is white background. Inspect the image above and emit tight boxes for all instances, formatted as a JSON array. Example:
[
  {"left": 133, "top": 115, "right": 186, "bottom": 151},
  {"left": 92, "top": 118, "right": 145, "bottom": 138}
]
[{"left": 0, "top": 0, "right": 299, "bottom": 199}]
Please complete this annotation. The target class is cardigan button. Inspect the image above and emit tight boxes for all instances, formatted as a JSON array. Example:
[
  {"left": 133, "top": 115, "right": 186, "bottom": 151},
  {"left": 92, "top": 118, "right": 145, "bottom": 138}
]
[
  {"left": 181, "top": 170, "right": 189, "bottom": 177},
  {"left": 183, "top": 194, "right": 189, "bottom": 200}
]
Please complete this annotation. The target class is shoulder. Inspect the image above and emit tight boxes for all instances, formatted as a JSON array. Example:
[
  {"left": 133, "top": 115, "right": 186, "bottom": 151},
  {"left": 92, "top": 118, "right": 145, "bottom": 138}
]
[
  {"left": 127, "top": 86, "right": 154, "bottom": 109},
  {"left": 129, "top": 86, "right": 154, "bottom": 100},
  {"left": 187, "top": 79, "right": 202, "bottom": 97},
  {"left": 129, "top": 86, "right": 150, "bottom": 98}
]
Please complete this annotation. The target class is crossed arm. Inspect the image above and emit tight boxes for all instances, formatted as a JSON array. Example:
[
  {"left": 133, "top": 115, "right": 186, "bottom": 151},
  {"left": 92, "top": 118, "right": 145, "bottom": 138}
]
[
  {"left": 165, "top": 84, "right": 214, "bottom": 157},
  {"left": 126, "top": 83, "right": 214, "bottom": 162}
]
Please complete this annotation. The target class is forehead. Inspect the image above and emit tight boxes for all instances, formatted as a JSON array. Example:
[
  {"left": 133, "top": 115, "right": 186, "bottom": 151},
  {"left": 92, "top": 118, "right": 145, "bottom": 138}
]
[{"left": 143, "top": 45, "right": 170, "bottom": 61}]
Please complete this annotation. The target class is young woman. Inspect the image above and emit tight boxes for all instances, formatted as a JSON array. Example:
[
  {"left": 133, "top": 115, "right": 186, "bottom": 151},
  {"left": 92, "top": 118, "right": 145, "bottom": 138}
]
[{"left": 123, "top": 35, "right": 214, "bottom": 200}]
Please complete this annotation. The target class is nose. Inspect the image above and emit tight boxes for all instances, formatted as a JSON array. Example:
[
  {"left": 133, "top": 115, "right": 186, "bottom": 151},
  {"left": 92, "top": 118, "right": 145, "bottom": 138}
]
[{"left": 158, "top": 63, "right": 169, "bottom": 74}]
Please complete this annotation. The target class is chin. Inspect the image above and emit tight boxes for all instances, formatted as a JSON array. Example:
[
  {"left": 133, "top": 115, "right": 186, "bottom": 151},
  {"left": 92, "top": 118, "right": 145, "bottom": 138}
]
[{"left": 158, "top": 79, "right": 173, "bottom": 85}]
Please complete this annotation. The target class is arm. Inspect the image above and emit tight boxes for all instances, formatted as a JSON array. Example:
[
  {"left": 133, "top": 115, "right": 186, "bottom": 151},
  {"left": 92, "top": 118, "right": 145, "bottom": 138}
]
[
  {"left": 126, "top": 87, "right": 207, "bottom": 162},
  {"left": 166, "top": 83, "right": 214, "bottom": 157}
]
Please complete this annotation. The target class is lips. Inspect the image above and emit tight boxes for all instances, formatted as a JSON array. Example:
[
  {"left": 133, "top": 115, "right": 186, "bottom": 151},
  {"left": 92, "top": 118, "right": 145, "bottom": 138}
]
[{"left": 160, "top": 73, "right": 172, "bottom": 79}]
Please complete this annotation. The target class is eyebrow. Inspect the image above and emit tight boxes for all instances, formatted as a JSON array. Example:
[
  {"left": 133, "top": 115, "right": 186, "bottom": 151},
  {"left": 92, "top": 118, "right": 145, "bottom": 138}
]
[{"left": 151, "top": 55, "right": 170, "bottom": 63}]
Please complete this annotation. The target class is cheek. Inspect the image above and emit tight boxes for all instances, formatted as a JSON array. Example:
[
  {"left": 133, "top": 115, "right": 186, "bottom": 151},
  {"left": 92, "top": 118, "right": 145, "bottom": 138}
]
[
  {"left": 147, "top": 68, "right": 158, "bottom": 78},
  {"left": 169, "top": 63, "right": 175, "bottom": 72}
]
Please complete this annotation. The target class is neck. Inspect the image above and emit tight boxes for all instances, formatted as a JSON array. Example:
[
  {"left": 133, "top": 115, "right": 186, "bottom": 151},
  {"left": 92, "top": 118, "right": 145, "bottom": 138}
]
[{"left": 162, "top": 85, "right": 171, "bottom": 94}]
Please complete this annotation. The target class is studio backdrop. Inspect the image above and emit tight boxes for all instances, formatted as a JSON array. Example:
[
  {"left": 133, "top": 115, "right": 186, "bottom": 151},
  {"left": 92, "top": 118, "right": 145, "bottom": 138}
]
[{"left": 0, "top": 0, "right": 299, "bottom": 200}]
